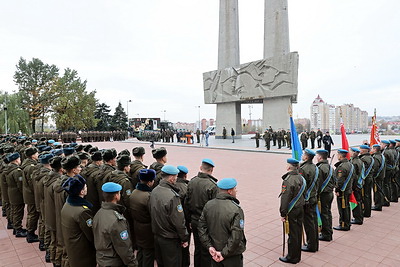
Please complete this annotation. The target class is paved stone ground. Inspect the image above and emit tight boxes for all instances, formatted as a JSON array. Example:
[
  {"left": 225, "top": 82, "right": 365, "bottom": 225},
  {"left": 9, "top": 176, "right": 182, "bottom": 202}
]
[{"left": 1, "top": 140, "right": 400, "bottom": 266}]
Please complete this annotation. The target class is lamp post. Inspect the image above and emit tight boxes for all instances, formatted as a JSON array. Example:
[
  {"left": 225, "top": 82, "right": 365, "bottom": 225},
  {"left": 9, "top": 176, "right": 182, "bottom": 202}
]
[
  {"left": 4, "top": 92, "right": 8, "bottom": 135},
  {"left": 126, "top": 100, "right": 132, "bottom": 127},
  {"left": 195, "top": 105, "right": 201, "bottom": 129},
  {"left": 161, "top": 110, "right": 166, "bottom": 121}
]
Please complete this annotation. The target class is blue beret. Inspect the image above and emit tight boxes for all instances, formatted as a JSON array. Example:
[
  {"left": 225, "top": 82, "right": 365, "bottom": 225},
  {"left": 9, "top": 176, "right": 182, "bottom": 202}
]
[
  {"left": 6, "top": 152, "right": 20, "bottom": 162},
  {"left": 202, "top": 158, "right": 215, "bottom": 167},
  {"left": 177, "top": 165, "right": 189, "bottom": 174},
  {"left": 360, "top": 145, "right": 370, "bottom": 150},
  {"left": 32, "top": 139, "right": 38, "bottom": 143},
  {"left": 217, "top": 178, "right": 237, "bottom": 190},
  {"left": 381, "top": 140, "right": 390, "bottom": 144},
  {"left": 350, "top": 147, "right": 360, "bottom": 152},
  {"left": 161, "top": 165, "right": 179, "bottom": 175},
  {"left": 139, "top": 169, "right": 156, "bottom": 181},
  {"left": 304, "top": 149, "right": 315, "bottom": 156},
  {"left": 338, "top": 149, "right": 349, "bottom": 154},
  {"left": 389, "top": 140, "right": 396, "bottom": 144},
  {"left": 62, "top": 175, "right": 86, "bottom": 196},
  {"left": 70, "top": 143, "right": 78, "bottom": 147},
  {"left": 316, "top": 149, "right": 328, "bottom": 154},
  {"left": 102, "top": 182, "right": 122, "bottom": 193},
  {"left": 42, "top": 146, "right": 52, "bottom": 152},
  {"left": 52, "top": 149, "right": 64, "bottom": 156},
  {"left": 40, "top": 153, "right": 54, "bottom": 164},
  {"left": 373, "top": 144, "right": 381, "bottom": 148},
  {"left": 53, "top": 142, "right": 61, "bottom": 146},
  {"left": 395, "top": 139, "right": 400, "bottom": 142},
  {"left": 48, "top": 140, "right": 55, "bottom": 144},
  {"left": 37, "top": 145, "right": 46, "bottom": 151},
  {"left": 287, "top": 158, "right": 299, "bottom": 164},
  {"left": 63, "top": 147, "right": 75, "bottom": 156}
]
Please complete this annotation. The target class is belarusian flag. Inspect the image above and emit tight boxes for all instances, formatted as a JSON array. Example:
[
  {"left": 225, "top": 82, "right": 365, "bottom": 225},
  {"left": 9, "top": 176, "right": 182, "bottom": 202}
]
[
  {"left": 340, "top": 118, "right": 350, "bottom": 160},
  {"left": 349, "top": 192, "right": 358, "bottom": 210},
  {"left": 370, "top": 109, "right": 380, "bottom": 146}
]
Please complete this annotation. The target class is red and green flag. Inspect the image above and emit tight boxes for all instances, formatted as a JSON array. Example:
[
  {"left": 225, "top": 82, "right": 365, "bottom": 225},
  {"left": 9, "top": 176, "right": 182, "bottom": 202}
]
[{"left": 349, "top": 192, "right": 358, "bottom": 210}]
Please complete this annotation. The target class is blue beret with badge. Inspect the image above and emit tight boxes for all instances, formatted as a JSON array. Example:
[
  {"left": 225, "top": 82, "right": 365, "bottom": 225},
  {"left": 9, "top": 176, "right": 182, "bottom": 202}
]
[
  {"left": 316, "top": 149, "right": 328, "bottom": 154},
  {"left": 202, "top": 158, "right": 215, "bottom": 167},
  {"left": 177, "top": 165, "right": 189, "bottom": 174},
  {"left": 48, "top": 140, "right": 55, "bottom": 144},
  {"left": 338, "top": 149, "right": 349, "bottom": 154},
  {"left": 381, "top": 140, "right": 390, "bottom": 144},
  {"left": 161, "top": 165, "right": 179, "bottom": 175},
  {"left": 102, "top": 182, "right": 122, "bottom": 193},
  {"left": 32, "top": 139, "right": 38, "bottom": 143},
  {"left": 139, "top": 169, "right": 156, "bottom": 181},
  {"left": 304, "top": 149, "right": 315, "bottom": 156},
  {"left": 350, "top": 147, "right": 360, "bottom": 152},
  {"left": 6, "top": 152, "right": 20, "bottom": 162},
  {"left": 52, "top": 149, "right": 64, "bottom": 156},
  {"left": 63, "top": 147, "right": 75, "bottom": 156},
  {"left": 40, "top": 153, "right": 54, "bottom": 164},
  {"left": 360, "top": 145, "right": 370, "bottom": 150},
  {"left": 287, "top": 158, "right": 299, "bottom": 165},
  {"left": 217, "top": 178, "right": 237, "bottom": 190}
]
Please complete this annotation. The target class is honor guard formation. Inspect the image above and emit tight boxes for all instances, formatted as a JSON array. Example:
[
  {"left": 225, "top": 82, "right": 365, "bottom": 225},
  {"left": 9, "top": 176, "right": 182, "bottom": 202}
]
[{"left": 1, "top": 134, "right": 399, "bottom": 266}]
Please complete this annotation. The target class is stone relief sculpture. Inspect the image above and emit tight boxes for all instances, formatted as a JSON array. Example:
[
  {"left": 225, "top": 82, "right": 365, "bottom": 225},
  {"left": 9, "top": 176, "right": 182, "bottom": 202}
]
[{"left": 204, "top": 52, "right": 298, "bottom": 104}]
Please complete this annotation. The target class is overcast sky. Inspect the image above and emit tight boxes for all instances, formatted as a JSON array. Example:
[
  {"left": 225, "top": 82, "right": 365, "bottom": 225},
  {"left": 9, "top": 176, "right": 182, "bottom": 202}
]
[{"left": 1, "top": 0, "right": 399, "bottom": 124}]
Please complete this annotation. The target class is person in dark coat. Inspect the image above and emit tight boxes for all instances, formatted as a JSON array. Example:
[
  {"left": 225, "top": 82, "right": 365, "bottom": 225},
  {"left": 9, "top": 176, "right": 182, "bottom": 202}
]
[{"left": 322, "top": 132, "right": 334, "bottom": 158}]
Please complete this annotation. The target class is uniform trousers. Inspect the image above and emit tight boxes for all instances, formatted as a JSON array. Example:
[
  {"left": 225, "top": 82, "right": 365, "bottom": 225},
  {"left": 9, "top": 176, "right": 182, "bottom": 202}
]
[
  {"left": 351, "top": 189, "right": 363, "bottom": 223},
  {"left": 383, "top": 170, "right": 392, "bottom": 205},
  {"left": 192, "top": 225, "right": 211, "bottom": 267},
  {"left": 390, "top": 172, "right": 398, "bottom": 202},
  {"left": 255, "top": 139, "right": 259, "bottom": 148},
  {"left": 11, "top": 204, "right": 24, "bottom": 230},
  {"left": 155, "top": 235, "right": 182, "bottom": 267},
  {"left": 26, "top": 204, "right": 39, "bottom": 233},
  {"left": 3, "top": 201, "right": 11, "bottom": 222},
  {"left": 265, "top": 140, "right": 270, "bottom": 150},
  {"left": 363, "top": 178, "right": 373, "bottom": 217},
  {"left": 336, "top": 193, "right": 350, "bottom": 229},
  {"left": 137, "top": 246, "right": 155, "bottom": 267},
  {"left": 373, "top": 179, "right": 384, "bottom": 210},
  {"left": 310, "top": 139, "right": 315, "bottom": 149},
  {"left": 319, "top": 192, "right": 333, "bottom": 239},
  {"left": 286, "top": 207, "right": 303, "bottom": 263},
  {"left": 49, "top": 230, "right": 62, "bottom": 265},
  {"left": 211, "top": 254, "right": 243, "bottom": 267},
  {"left": 303, "top": 202, "right": 318, "bottom": 251}
]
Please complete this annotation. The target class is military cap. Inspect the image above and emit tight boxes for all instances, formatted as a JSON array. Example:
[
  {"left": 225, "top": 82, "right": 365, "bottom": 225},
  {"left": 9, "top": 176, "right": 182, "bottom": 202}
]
[
  {"left": 304, "top": 149, "right": 316, "bottom": 156},
  {"left": 373, "top": 144, "right": 381, "bottom": 148},
  {"left": 42, "top": 146, "right": 52, "bottom": 152},
  {"left": 62, "top": 175, "right": 86, "bottom": 196},
  {"left": 24, "top": 141, "right": 31, "bottom": 146},
  {"left": 118, "top": 149, "right": 130, "bottom": 157},
  {"left": 395, "top": 139, "right": 400, "bottom": 142},
  {"left": 91, "top": 151, "right": 102, "bottom": 161},
  {"left": 53, "top": 142, "right": 61, "bottom": 146},
  {"left": 103, "top": 149, "right": 117, "bottom": 161},
  {"left": 360, "top": 145, "right": 371, "bottom": 150},
  {"left": 25, "top": 147, "right": 38, "bottom": 158},
  {"left": 50, "top": 156, "right": 63, "bottom": 169},
  {"left": 316, "top": 149, "right": 328, "bottom": 154},
  {"left": 6, "top": 152, "right": 20, "bottom": 162},
  {"left": 381, "top": 140, "right": 390, "bottom": 144},
  {"left": 350, "top": 147, "right": 360, "bottom": 153},
  {"left": 139, "top": 169, "right": 156, "bottom": 182},
  {"left": 10, "top": 138, "right": 16, "bottom": 143},
  {"left": 217, "top": 178, "right": 237, "bottom": 190},
  {"left": 4, "top": 146, "right": 14, "bottom": 153},
  {"left": 161, "top": 165, "right": 179, "bottom": 175},
  {"left": 287, "top": 158, "right": 299, "bottom": 165},
  {"left": 389, "top": 140, "right": 396, "bottom": 144},
  {"left": 102, "top": 182, "right": 122, "bottom": 193},
  {"left": 75, "top": 144, "right": 84, "bottom": 152},
  {"left": 77, "top": 152, "right": 90, "bottom": 160},
  {"left": 39, "top": 137, "right": 46, "bottom": 142},
  {"left": 70, "top": 143, "right": 78, "bottom": 148},
  {"left": 177, "top": 165, "right": 189, "bottom": 174},
  {"left": 338, "top": 149, "right": 349, "bottom": 154},
  {"left": 37, "top": 145, "right": 46, "bottom": 152},
  {"left": 32, "top": 139, "right": 38, "bottom": 143},
  {"left": 117, "top": 155, "right": 131, "bottom": 167},
  {"left": 39, "top": 153, "right": 54, "bottom": 164},
  {"left": 152, "top": 147, "right": 167, "bottom": 159},
  {"left": 52, "top": 149, "right": 64, "bottom": 156},
  {"left": 48, "top": 140, "right": 55, "bottom": 144},
  {"left": 0, "top": 147, "right": 4, "bottom": 154},
  {"left": 89, "top": 146, "right": 99, "bottom": 154},
  {"left": 83, "top": 144, "right": 93, "bottom": 152},
  {"left": 202, "top": 158, "right": 215, "bottom": 167},
  {"left": 62, "top": 156, "right": 81, "bottom": 170},
  {"left": 132, "top": 147, "right": 145, "bottom": 156},
  {"left": 63, "top": 147, "right": 75, "bottom": 156}
]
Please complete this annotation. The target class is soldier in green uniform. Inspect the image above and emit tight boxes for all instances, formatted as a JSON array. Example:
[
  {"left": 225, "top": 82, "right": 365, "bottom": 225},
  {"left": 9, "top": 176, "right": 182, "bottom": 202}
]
[
  {"left": 149, "top": 147, "right": 167, "bottom": 188},
  {"left": 129, "top": 147, "right": 147, "bottom": 188},
  {"left": 316, "top": 149, "right": 334, "bottom": 242},
  {"left": 300, "top": 131, "right": 308, "bottom": 150},
  {"left": 279, "top": 158, "right": 306, "bottom": 264},
  {"left": 186, "top": 159, "right": 218, "bottom": 267},
  {"left": 254, "top": 131, "right": 261, "bottom": 148},
  {"left": 150, "top": 165, "right": 189, "bottom": 267},
  {"left": 81, "top": 151, "right": 103, "bottom": 214},
  {"left": 309, "top": 130, "right": 316, "bottom": 149},
  {"left": 277, "top": 130, "right": 284, "bottom": 149},
  {"left": 388, "top": 140, "right": 398, "bottom": 202},
  {"left": 198, "top": 178, "right": 246, "bottom": 267},
  {"left": 359, "top": 145, "right": 375, "bottom": 218},
  {"left": 96, "top": 149, "right": 117, "bottom": 201},
  {"left": 263, "top": 130, "right": 271, "bottom": 150},
  {"left": 350, "top": 147, "right": 364, "bottom": 225},
  {"left": 286, "top": 130, "right": 292, "bottom": 149},
  {"left": 61, "top": 176, "right": 96, "bottom": 267},
  {"left": 299, "top": 149, "right": 319, "bottom": 252},
  {"left": 93, "top": 182, "right": 138, "bottom": 267},
  {"left": 21, "top": 147, "right": 40, "bottom": 242},
  {"left": 381, "top": 140, "right": 393, "bottom": 206},
  {"left": 372, "top": 144, "right": 385, "bottom": 211},
  {"left": 6, "top": 153, "right": 27, "bottom": 237},
  {"left": 333, "top": 149, "right": 354, "bottom": 231},
  {"left": 222, "top": 127, "right": 227, "bottom": 139},
  {"left": 129, "top": 169, "right": 156, "bottom": 267},
  {"left": 1, "top": 146, "right": 15, "bottom": 230}
]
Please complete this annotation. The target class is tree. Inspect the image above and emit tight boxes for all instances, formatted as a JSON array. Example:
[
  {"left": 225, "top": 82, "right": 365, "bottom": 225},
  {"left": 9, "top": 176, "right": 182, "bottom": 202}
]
[
  {"left": 111, "top": 102, "right": 127, "bottom": 130},
  {"left": 13, "top": 57, "right": 59, "bottom": 133},
  {"left": 0, "top": 91, "right": 30, "bottom": 134},
  {"left": 52, "top": 68, "right": 98, "bottom": 131},
  {"left": 94, "top": 102, "right": 112, "bottom": 131}
]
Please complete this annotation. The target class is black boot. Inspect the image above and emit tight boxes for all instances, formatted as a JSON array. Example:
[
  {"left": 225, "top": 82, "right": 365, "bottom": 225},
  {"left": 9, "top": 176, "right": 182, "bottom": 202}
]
[
  {"left": 39, "top": 239, "right": 46, "bottom": 251},
  {"left": 45, "top": 250, "right": 51, "bottom": 263},
  {"left": 7, "top": 221, "right": 13, "bottom": 229},
  {"left": 53, "top": 264, "right": 61, "bottom": 267},
  {"left": 15, "top": 229, "right": 28, "bottom": 238},
  {"left": 26, "top": 232, "right": 39, "bottom": 243},
  {"left": 2, "top": 208, "right": 6, "bottom": 217}
]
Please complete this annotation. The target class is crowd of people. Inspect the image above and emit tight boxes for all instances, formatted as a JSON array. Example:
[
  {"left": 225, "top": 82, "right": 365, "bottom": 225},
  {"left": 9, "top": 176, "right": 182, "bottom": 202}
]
[
  {"left": 279, "top": 138, "right": 400, "bottom": 264},
  {"left": 0, "top": 135, "right": 245, "bottom": 267}
]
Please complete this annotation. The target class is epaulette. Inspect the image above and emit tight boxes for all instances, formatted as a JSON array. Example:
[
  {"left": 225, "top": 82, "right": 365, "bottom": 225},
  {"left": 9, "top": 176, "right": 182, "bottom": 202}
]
[
  {"left": 83, "top": 205, "right": 88, "bottom": 209},
  {"left": 171, "top": 189, "right": 180, "bottom": 197},
  {"left": 231, "top": 200, "right": 241, "bottom": 208},
  {"left": 113, "top": 211, "right": 125, "bottom": 220}
]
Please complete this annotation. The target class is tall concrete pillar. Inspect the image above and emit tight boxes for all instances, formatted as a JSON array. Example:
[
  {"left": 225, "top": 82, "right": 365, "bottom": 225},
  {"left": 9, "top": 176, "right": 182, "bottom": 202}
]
[
  {"left": 216, "top": 0, "right": 241, "bottom": 139},
  {"left": 263, "top": 0, "right": 291, "bottom": 131}
]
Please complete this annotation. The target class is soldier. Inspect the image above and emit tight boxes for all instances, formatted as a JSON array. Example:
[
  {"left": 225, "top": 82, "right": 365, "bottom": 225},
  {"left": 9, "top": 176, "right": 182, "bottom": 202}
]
[
  {"left": 279, "top": 158, "right": 306, "bottom": 264},
  {"left": 129, "top": 169, "right": 156, "bottom": 267},
  {"left": 93, "top": 182, "right": 138, "bottom": 266},
  {"left": 263, "top": 130, "right": 271, "bottom": 150},
  {"left": 149, "top": 147, "right": 167, "bottom": 187},
  {"left": 316, "top": 149, "right": 334, "bottom": 242},
  {"left": 310, "top": 130, "right": 316, "bottom": 149},
  {"left": 198, "top": 178, "right": 246, "bottom": 267},
  {"left": 316, "top": 129, "right": 323, "bottom": 148},
  {"left": 6, "top": 152, "right": 27, "bottom": 237},
  {"left": 371, "top": 144, "right": 386, "bottom": 211},
  {"left": 322, "top": 132, "right": 334, "bottom": 158},
  {"left": 186, "top": 159, "right": 218, "bottom": 267},
  {"left": 1, "top": 147, "right": 14, "bottom": 229},
  {"left": 196, "top": 129, "right": 201, "bottom": 143},
  {"left": 389, "top": 140, "right": 399, "bottom": 201},
  {"left": 350, "top": 147, "right": 364, "bottom": 225},
  {"left": 381, "top": 140, "right": 393, "bottom": 207},
  {"left": 286, "top": 130, "right": 292, "bottom": 149},
  {"left": 77, "top": 152, "right": 90, "bottom": 167},
  {"left": 333, "top": 149, "right": 354, "bottom": 231},
  {"left": 97, "top": 148, "right": 117, "bottom": 199},
  {"left": 272, "top": 130, "right": 277, "bottom": 146},
  {"left": 277, "top": 130, "right": 284, "bottom": 149},
  {"left": 61, "top": 176, "right": 96, "bottom": 267},
  {"left": 359, "top": 145, "right": 375, "bottom": 218},
  {"left": 150, "top": 165, "right": 189, "bottom": 267},
  {"left": 129, "top": 147, "right": 147, "bottom": 188},
  {"left": 21, "top": 147, "right": 40, "bottom": 243},
  {"left": 222, "top": 127, "right": 227, "bottom": 139},
  {"left": 300, "top": 131, "right": 308, "bottom": 150},
  {"left": 81, "top": 151, "right": 103, "bottom": 214}
]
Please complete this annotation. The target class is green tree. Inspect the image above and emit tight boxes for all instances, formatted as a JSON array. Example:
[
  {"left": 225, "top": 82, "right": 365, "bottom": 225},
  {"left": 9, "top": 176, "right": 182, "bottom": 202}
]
[
  {"left": 111, "top": 102, "right": 127, "bottom": 130},
  {"left": 94, "top": 102, "right": 112, "bottom": 131},
  {"left": 13, "top": 57, "right": 59, "bottom": 133},
  {"left": 52, "top": 68, "right": 98, "bottom": 131},
  {"left": 0, "top": 91, "right": 30, "bottom": 134}
]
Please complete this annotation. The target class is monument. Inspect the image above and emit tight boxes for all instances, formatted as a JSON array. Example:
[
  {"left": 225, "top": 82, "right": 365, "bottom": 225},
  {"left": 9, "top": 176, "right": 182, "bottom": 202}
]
[{"left": 204, "top": 0, "right": 299, "bottom": 138}]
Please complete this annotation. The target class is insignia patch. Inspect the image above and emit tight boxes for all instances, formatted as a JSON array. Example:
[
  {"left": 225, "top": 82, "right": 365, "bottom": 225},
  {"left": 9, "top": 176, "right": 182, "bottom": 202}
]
[
  {"left": 281, "top": 185, "right": 287, "bottom": 193},
  {"left": 83, "top": 205, "right": 88, "bottom": 209},
  {"left": 177, "top": 204, "right": 183, "bottom": 213},
  {"left": 18, "top": 177, "right": 23, "bottom": 181},
  {"left": 239, "top": 219, "right": 245, "bottom": 229},
  {"left": 126, "top": 189, "right": 131, "bottom": 195},
  {"left": 86, "top": 219, "right": 92, "bottom": 227},
  {"left": 120, "top": 230, "right": 129, "bottom": 240}
]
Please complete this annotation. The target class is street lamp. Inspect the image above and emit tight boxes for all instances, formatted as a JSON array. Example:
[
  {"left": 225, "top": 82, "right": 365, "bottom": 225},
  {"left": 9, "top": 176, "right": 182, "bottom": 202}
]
[
  {"left": 195, "top": 106, "right": 200, "bottom": 129},
  {"left": 161, "top": 110, "right": 166, "bottom": 121},
  {"left": 4, "top": 92, "right": 8, "bottom": 135},
  {"left": 126, "top": 100, "right": 132, "bottom": 127}
]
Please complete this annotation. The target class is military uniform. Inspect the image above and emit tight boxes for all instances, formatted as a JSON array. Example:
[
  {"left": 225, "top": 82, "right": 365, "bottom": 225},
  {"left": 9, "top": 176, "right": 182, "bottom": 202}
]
[
  {"left": 383, "top": 146, "right": 394, "bottom": 206},
  {"left": 334, "top": 157, "right": 354, "bottom": 230},
  {"left": 94, "top": 163, "right": 116, "bottom": 203},
  {"left": 149, "top": 162, "right": 163, "bottom": 188},
  {"left": 263, "top": 131, "right": 271, "bottom": 150},
  {"left": 80, "top": 163, "right": 102, "bottom": 214},
  {"left": 359, "top": 152, "right": 375, "bottom": 217},
  {"left": 129, "top": 160, "right": 147, "bottom": 189},
  {"left": 93, "top": 202, "right": 137, "bottom": 267},
  {"left": 350, "top": 153, "right": 364, "bottom": 224},
  {"left": 310, "top": 131, "right": 316, "bottom": 149},
  {"left": 53, "top": 174, "right": 69, "bottom": 265},
  {"left": 175, "top": 176, "right": 190, "bottom": 267},
  {"left": 300, "top": 132, "right": 308, "bottom": 150},
  {"left": 6, "top": 162, "right": 25, "bottom": 234},
  {"left": 372, "top": 150, "right": 385, "bottom": 211},
  {"left": 316, "top": 130, "right": 323, "bottom": 148},
  {"left": 109, "top": 170, "right": 134, "bottom": 211},
  {"left": 1, "top": 160, "right": 11, "bottom": 227}
]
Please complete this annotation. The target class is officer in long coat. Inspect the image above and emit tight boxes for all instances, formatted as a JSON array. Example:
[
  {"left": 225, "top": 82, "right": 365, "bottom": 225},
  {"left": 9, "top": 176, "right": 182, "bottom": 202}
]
[
  {"left": 372, "top": 144, "right": 385, "bottom": 211},
  {"left": 359, "top": 145, "right": 375, "bottom": 218},
  {"left": 350, "top": 147, "right": 364, "bottom": 225}
]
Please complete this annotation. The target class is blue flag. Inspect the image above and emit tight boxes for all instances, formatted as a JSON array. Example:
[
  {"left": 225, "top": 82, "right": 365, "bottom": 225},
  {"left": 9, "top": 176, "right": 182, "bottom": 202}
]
[{"left": 290, "top": 116, "right": 303, "bottom": 160}]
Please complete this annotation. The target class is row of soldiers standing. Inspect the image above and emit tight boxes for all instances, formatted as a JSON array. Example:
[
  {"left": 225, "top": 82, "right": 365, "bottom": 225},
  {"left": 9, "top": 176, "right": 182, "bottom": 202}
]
[
  {"left": 258, "top": 127, "right": 292, "bottom": 150},
  {"left": 278, "top": 138, "right": 400, "bottom": 264}
]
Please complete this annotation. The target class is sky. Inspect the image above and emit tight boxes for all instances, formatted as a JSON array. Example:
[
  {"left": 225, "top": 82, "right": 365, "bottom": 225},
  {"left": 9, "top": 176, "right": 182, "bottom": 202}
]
[{"left": 0, "top": 0, "right": 399, "bottom": 124}]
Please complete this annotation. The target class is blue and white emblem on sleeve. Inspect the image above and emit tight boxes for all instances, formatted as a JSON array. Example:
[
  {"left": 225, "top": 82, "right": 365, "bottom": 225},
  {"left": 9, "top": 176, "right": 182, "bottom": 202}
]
[
  {"left": 120, "top": 230, "right": 129, "bottom": 240},
  {"left": 239, "top": 219, "right": 245, "bottom": 229},
  {"left": 86, "top": 219, "right": 93, "bottom": 227},
  {"left": 177, "top": 204, "right": 183, "bottom": 213}
]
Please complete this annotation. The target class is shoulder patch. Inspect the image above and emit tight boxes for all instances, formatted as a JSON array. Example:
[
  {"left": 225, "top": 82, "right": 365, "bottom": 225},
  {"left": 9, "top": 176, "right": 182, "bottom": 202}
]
[
  {"left": 281, "top": 185, "right": 287, "bottom": 193},
  {"left": 177, "top": 204, "right": 183, "bottom": 213},
  {"left": 126, "top": 189, "right": 132, "bottom": 195},
  {"left": 120, "top": 230, "right": 129, "bottom": 240},
  {"left": 30, "top": 164, "right": 35, "bottom": 167},
  {"left": 17, "top": 168, "right": 22, "bottom": 171},
  {"left": 86, "top": 218, "right": 93, "bottom": 227},
  {"left": 113, "top": 211, "right": 125, "bottom": 220},
  {"left": 239, "top": 219, "right": 245, "bottom": 229}
]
